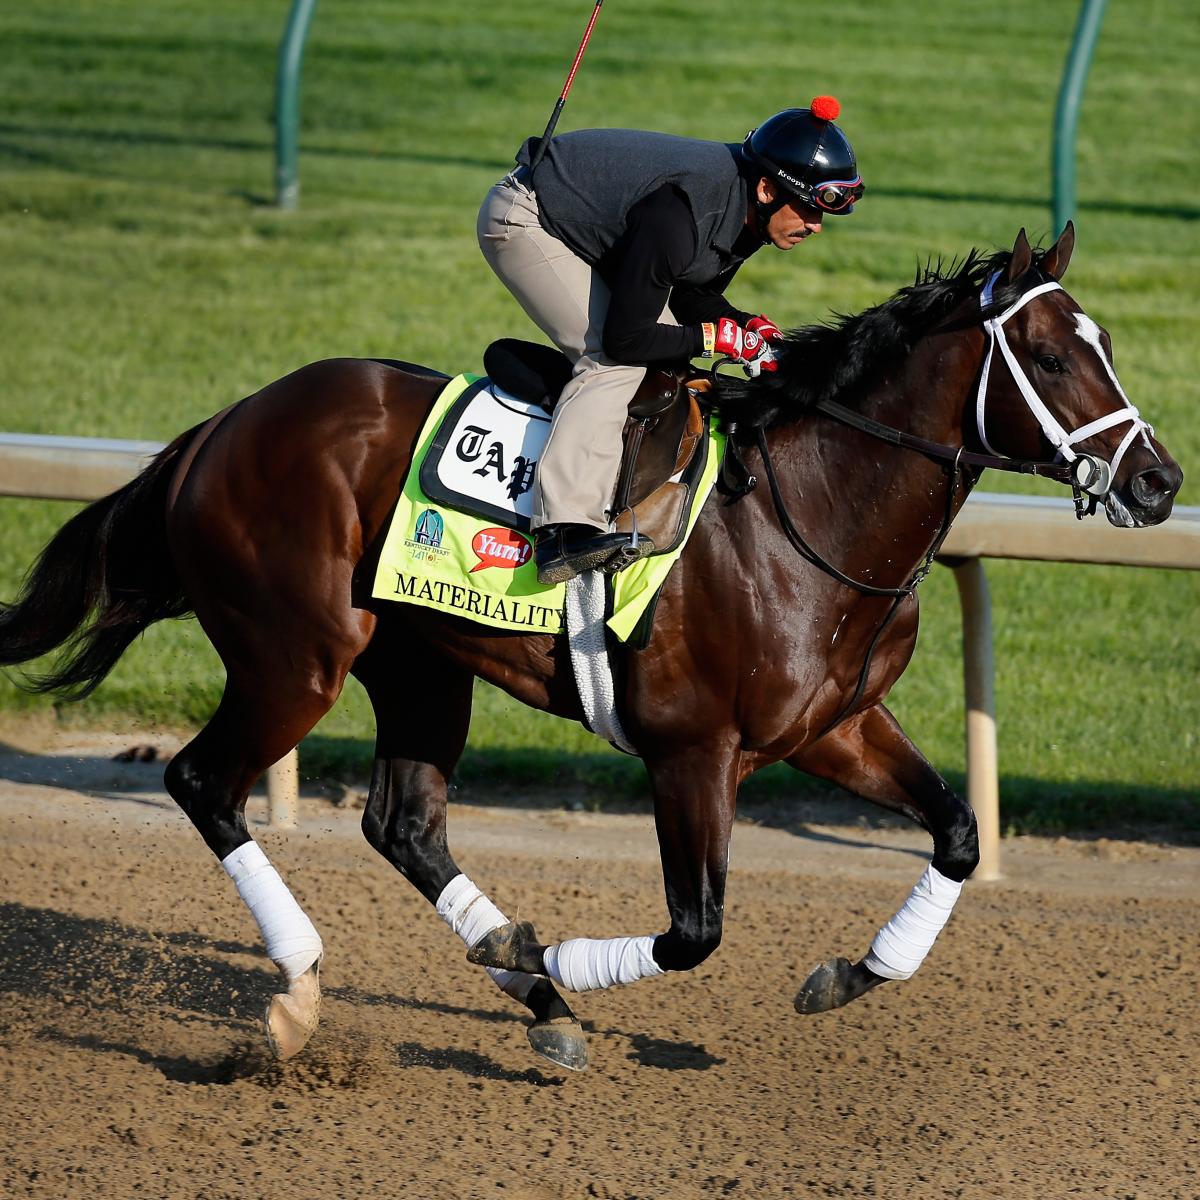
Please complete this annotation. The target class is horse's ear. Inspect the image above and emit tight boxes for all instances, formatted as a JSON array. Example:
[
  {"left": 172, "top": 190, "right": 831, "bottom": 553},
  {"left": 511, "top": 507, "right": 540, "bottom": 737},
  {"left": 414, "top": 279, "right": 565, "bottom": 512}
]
[
  {"left": 1040, "top": 220, "right": 1075, "bottom": 281},
  {"left": 1005, "top": 228, "right": 1032, "bottom": 283}
]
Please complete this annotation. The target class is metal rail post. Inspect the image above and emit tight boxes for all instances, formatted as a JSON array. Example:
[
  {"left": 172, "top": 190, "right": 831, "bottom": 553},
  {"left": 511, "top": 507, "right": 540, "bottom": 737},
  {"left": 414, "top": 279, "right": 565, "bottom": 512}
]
[
  {"left": 948, "top": 558, "right": 1001, "bottom": 881},
  {"left": 1052, "top": 0, "right": 1108, "bottom": 235},
  {"left": 275, "top": 0, "right": 319, "bottom": 210}
]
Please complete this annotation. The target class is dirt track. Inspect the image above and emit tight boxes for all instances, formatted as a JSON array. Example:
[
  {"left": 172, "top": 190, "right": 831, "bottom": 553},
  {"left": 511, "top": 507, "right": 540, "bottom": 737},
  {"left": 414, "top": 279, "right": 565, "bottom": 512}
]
[{"left": 1, "top": 733, "right": 1197, "bottom": 1199}]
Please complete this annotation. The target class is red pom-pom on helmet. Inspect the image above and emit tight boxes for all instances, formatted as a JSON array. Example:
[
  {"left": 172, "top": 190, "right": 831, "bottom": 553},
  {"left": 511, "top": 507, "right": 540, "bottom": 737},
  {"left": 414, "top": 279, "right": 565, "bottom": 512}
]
[{"left": 810, "top": 95, "right": 840, "bottom": 122}]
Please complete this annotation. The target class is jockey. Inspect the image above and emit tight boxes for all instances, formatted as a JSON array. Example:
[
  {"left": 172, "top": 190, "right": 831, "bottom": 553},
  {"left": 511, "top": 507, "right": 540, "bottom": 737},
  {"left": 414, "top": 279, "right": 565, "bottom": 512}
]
[{"left": 477, "top": 96, "right": 863, "bottom": 584}]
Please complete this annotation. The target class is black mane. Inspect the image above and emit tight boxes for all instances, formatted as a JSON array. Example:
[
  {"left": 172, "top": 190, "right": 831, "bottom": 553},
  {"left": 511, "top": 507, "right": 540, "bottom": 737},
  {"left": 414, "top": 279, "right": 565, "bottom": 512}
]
[{"left": 712, "top": 247, "right": 1043, "bottom": 430}]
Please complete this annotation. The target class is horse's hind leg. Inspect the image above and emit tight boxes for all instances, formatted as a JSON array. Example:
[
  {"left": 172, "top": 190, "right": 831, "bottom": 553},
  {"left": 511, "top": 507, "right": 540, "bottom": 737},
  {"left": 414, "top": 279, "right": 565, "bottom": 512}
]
[
  {"left": 786, "top": 702, "right": 979, "bottom": 1014},
  {"left": 352, "top": 635, "right": 588, "bottom": 1071},
  {"left": 165, "top": 662, "right": 352, "bottom": 1060}
]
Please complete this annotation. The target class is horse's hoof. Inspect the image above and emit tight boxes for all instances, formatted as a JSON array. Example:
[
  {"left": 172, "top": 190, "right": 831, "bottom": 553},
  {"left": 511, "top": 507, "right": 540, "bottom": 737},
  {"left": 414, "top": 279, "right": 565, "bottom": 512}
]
[
  {"left": 527, "top": 1016, "right": 588, "bottom": 1072},
  {"left": 265, "top": 960, "right": 321, "bottom": 1061},
  {"left": 467, "top": 920, "right": 537, "bottom": 971},
  {"left": 794, "top": 957, "right": 855, "bottom": 1015}
]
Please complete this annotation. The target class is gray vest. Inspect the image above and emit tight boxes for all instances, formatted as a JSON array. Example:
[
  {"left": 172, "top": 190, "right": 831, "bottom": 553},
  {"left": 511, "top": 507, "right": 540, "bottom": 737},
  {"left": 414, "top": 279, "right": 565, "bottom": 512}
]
[{"left": 517, "top": 130, "right": 749, "bottom": 285}]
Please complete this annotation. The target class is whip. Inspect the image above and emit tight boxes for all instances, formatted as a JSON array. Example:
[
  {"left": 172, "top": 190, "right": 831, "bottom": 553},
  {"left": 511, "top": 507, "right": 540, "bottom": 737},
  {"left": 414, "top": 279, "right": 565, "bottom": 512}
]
[{"left": 528, "top": 1, "right": 605, "bottom": 173}]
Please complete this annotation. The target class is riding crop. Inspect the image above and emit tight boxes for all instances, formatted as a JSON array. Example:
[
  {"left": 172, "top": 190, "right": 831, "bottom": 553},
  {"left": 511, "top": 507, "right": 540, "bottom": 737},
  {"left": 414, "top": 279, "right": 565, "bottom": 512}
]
[{"left": 528, "top": 0, "right": 605, "bottom": 173}]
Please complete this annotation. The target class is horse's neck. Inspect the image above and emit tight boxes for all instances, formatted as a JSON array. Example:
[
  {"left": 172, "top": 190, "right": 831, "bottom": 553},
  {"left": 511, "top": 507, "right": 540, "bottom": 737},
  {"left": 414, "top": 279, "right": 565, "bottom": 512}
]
[
  {"left": 766, "top": 328, "right": 979, "bottom": 583},
  {"left": 862, "top": 328, "right": 978, "bottom": 454}
]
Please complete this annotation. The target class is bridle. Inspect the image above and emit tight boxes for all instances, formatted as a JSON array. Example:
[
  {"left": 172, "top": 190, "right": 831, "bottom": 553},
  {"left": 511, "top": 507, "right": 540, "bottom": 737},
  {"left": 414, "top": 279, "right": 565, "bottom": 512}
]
[
  {"left": 715, "top": 271, "right": 1156, "bottom": 731},
  {"left": 974, "top": 271, "right": 1154, "bottom": 512}
]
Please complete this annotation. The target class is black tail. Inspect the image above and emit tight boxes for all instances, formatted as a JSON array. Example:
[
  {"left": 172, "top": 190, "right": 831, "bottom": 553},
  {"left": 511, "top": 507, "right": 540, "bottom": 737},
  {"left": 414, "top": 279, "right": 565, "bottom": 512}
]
[{"left": 0, "top": 423, "right": 206, "bottom": 699}]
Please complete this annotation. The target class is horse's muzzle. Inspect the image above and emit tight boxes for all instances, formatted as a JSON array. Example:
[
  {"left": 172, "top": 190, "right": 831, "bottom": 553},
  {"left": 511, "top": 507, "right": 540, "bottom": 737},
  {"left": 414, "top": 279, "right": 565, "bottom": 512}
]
[{"left": 1106, "top": 462, "right": 1184, "bottom": 528}]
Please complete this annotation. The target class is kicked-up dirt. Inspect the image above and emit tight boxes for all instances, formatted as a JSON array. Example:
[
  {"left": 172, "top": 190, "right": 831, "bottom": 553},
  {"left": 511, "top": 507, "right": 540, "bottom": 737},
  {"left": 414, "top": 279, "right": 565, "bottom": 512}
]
[{"left": 0, "top": 731, "right": 1197, "bottom": 1199}]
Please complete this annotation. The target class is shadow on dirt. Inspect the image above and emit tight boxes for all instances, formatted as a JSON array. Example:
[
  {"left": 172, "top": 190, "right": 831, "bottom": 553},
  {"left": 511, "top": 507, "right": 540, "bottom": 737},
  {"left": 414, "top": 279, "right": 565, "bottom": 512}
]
[
  {"left": 0, "top": 901, "right": 619, "bottom": 1087},
  {"left": 0, "top": 901, "right": 271, "bottom": 1020},
  {"left": 301, "top": 736, "right": 1200, "bottom": 847},
  {"left": 2, "top": 734, "right": 1194, "bottom": 847},
  {"left": 35, "top": 1029, "right": 266, "bottom": 1085},
  {"left": 622, "top": 1033, "right": 726, "bottom": 1071},
  {"left": 395, "top": 1041, "right": 561, "bottom": 1086}
]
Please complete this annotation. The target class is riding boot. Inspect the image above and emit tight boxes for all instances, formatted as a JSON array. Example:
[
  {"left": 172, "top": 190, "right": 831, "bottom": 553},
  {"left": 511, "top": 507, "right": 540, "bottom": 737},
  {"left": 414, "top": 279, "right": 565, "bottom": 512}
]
[{"left": 534, "top": 524, "right": 639, "bottom": 585}]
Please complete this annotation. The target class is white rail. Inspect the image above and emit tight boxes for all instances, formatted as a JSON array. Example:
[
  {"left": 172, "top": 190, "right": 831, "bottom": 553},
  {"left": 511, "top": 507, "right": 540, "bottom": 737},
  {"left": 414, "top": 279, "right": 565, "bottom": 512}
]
[{"left": 1, "top": 434, "right": 1196, "bottom": 867}]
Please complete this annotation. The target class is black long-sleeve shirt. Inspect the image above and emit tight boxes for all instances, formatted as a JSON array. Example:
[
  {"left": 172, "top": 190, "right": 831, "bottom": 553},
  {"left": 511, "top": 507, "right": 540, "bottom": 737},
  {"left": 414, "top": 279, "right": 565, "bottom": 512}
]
[{"left": 595, "top": 184, "right": 762, "bottom": 364}]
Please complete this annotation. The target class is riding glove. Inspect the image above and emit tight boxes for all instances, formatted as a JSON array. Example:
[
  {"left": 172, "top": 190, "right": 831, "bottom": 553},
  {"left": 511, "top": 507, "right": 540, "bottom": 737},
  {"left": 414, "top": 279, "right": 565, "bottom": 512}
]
[{"left": 706, "top": 317, "right": 778, "bottom": 376}]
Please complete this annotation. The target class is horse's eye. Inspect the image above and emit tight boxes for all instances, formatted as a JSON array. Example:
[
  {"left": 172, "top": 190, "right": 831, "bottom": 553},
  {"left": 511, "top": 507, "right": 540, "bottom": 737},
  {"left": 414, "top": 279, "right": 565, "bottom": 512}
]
[{"left": 1036, "top": 354, "right": 1065, "bottom": 375}]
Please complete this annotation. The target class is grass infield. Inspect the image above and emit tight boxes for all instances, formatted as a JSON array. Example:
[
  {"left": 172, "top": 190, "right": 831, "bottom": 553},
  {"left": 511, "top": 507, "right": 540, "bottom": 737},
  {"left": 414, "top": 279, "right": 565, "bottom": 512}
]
[{"left": 0, "top": 1, "right": 1196, "bottom": 833}]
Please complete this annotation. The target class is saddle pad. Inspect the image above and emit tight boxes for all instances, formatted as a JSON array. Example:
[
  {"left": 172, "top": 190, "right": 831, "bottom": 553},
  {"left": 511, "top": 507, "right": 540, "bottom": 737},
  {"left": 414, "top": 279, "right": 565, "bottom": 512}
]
[{"left": 371, "top": 373, "right": 724, "bottom": 641}]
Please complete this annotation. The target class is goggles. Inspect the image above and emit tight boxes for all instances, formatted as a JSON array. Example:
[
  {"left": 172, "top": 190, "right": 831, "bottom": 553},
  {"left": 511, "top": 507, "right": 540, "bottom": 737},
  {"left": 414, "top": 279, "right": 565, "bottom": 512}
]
[{"left": 797, "top": 176, "right": 864, "bottom": 214}]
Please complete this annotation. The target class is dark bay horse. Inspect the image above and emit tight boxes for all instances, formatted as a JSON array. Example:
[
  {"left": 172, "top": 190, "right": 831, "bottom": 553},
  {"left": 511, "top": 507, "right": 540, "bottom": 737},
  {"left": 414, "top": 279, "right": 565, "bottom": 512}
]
[{"left": 0, "top": 226, "right": 1182, "bottom": 1070}]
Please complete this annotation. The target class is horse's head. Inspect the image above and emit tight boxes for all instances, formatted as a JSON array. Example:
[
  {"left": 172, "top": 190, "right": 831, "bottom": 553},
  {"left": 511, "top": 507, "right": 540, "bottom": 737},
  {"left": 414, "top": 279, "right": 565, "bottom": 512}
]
[{"left": 973, "top": 225, "right": 1183, "bottom": 526}]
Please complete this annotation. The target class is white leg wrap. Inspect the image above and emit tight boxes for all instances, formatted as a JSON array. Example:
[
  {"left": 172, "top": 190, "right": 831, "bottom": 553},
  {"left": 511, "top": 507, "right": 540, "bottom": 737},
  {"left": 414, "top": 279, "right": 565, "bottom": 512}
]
[
  {"left": 863, "top": 863, "right": 963, "bottom": 981},
  {"left": 221, "top": 841, "right": 323, "bottom": 983},
  {"left": 543, "top": 935, "right": 664, "bottom": 993},
  {"left": 436, "top": 874, "right": 536, "bottom": 1004}
]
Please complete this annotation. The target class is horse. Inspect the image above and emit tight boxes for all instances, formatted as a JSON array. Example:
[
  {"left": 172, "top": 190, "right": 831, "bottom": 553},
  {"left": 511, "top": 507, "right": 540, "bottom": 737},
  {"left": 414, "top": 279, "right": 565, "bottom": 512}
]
[{"left": 0, "top": 225, "right": 1182, "bottom": 1071}]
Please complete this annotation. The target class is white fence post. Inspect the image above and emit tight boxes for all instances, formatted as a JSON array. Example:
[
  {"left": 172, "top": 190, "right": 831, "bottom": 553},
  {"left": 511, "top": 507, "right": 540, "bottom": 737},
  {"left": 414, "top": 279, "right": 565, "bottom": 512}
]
[
  {"left": 267, "top": 753, "right": 300, "bottom": 829},
  {"left": 948, "top": 558, "right": 1001, "bottom": 881}
]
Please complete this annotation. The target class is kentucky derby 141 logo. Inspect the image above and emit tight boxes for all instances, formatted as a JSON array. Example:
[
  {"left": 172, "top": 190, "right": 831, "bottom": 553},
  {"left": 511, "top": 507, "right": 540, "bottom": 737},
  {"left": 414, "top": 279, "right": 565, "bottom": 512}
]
[
  {"left": 414, "top": 509, "right": 444, "bottom": 547},
  {"left": 470, "top": 527, "right": 533, "bottom": 573},
  {"left": 405, "top": 508, "right": 450, "bottom": 562}
]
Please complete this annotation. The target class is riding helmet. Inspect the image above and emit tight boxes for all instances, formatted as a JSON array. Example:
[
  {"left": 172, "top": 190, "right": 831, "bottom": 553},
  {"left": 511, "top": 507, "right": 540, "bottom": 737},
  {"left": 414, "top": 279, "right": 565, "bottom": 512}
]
[{"left": 741, "top": 96, "right": 863, "bottom": 216}]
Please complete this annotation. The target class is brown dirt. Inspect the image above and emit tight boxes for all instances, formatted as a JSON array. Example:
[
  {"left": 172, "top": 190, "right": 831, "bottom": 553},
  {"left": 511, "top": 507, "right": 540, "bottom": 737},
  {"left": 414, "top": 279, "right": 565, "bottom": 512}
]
[{"left": 1, "top": 730, "right": 1197, "bottom": 1200}]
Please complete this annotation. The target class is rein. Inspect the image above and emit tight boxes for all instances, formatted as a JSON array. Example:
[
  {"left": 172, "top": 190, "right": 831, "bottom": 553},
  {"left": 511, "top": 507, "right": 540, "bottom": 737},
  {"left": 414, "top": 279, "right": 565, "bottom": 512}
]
[
  {"left": 752, "top": 423, "right": 963, "bottom": 600},
  {"left": 809, "top": 397, "right": 1072, "bottom": 484}
]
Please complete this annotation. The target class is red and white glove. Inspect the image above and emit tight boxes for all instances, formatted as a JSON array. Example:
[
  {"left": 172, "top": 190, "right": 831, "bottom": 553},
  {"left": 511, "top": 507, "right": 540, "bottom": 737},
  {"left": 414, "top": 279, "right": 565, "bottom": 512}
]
[
  {"left": 746, "top": 314, "right": 785, "bottom": 344},
  {"left": 704, "top": 317, "right": 778, "bottom": 377}
]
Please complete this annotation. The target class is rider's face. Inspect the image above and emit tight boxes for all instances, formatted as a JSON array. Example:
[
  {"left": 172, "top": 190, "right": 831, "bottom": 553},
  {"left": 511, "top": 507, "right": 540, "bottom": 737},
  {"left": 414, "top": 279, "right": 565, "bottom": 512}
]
[{"left": 754, "top": 178, "right": 823, "bottom": 250}]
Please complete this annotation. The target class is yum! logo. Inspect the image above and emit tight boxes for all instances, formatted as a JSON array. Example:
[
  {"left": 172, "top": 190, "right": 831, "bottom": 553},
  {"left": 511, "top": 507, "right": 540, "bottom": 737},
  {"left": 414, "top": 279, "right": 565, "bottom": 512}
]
[{"left": 470, "top": 527, "right": 533, "bottom": 573}]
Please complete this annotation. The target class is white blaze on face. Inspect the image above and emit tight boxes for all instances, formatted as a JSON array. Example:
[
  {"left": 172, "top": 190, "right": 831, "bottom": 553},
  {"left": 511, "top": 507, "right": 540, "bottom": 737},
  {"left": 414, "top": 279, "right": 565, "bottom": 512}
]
[
  {"left": 1072, "top": 312, "right": 1158, "bottom": 456},
  {"left": 1072, "top": 312, "right": 1124, "bottom": 395}
]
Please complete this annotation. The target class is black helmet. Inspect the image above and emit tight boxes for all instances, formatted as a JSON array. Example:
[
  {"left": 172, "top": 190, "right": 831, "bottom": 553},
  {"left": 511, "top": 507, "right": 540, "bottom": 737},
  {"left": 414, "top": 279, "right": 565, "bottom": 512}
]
[{"left": 741, "top": 96, "right": 863, "bottom": 215}]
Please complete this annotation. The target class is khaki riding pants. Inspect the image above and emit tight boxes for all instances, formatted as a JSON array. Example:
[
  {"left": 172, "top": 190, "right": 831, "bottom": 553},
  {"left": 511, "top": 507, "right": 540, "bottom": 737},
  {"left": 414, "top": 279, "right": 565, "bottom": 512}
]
[{"left": 477, "top": 175, "right": 677, "bottom": 532}]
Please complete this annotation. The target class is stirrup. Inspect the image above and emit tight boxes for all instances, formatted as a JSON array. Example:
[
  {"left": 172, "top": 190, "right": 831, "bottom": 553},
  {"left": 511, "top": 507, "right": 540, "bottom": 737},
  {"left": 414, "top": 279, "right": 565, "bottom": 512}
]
[
  {"left": 601, "top": 511, "right": 655, "bottom": 575},
  {"left": 535, "top": 526, "right": 631, "bottom": 585}
]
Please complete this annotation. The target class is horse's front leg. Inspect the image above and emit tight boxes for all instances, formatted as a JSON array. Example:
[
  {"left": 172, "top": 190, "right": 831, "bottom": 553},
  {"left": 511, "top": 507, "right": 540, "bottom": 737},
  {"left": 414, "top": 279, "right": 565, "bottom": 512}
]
[
  {"left": 470, "top": 743, "right": 740, "bottom": 994},
  {"left": 786, "top": 701, "right": 979, "bottom": 1014}
]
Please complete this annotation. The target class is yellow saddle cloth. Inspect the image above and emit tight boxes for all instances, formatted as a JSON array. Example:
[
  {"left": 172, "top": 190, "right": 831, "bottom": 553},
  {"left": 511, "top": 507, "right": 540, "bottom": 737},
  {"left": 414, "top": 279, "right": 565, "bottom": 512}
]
[{"left": 371, "top": 373, "right": 723, "bottom": 641}]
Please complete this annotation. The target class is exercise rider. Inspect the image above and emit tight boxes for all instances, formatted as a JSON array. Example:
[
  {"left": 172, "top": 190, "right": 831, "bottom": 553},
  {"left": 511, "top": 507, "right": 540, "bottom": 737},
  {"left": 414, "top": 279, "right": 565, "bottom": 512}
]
[{"left": 477, "top": 96, "right": 864, "bottom": 584}]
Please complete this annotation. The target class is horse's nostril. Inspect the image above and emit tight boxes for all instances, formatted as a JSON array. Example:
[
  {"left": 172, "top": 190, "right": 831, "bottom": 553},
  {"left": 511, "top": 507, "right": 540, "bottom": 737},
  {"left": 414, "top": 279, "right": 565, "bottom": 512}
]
[{"left": 1130, "top": 467, "right": 1176, "bottom": 509}]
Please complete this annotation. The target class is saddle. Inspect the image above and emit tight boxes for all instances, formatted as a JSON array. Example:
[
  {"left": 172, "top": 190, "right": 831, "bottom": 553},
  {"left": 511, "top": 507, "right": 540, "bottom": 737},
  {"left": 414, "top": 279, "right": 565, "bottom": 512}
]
[{"left": 483, "top": 339, "right": 708, "bottom": 556}]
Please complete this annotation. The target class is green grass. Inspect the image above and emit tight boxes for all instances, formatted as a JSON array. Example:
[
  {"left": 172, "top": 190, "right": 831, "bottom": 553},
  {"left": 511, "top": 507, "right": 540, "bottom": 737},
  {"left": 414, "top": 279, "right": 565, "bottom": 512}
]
[{"left": 1, "top": 0, "right": 1197, "bottom": 833}]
